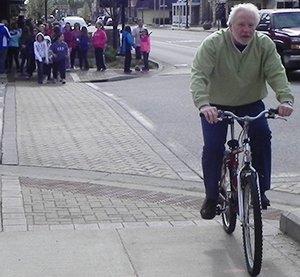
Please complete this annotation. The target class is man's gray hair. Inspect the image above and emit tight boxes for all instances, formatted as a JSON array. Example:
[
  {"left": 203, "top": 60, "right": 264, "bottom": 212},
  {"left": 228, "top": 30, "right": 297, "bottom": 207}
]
[{"left": 227, "top": 3, "right": 260, "bottom": 26}]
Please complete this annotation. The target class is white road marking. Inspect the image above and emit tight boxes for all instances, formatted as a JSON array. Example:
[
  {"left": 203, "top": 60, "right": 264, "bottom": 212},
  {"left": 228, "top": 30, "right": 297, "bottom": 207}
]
[
  {"left": 85, "top": 83, "right": 99, "bottom": 90},
  {"left": 85, "top": 84, "right": 155, "bottom": 131},
  {"left": 70, "top": 73, "right": 80, "bottom": 82},
  {"left": 128, "top": 109, "right": 155, "bottom": 131},
  {"left": 152, "top": 40, "right": 198, "bottom": 50}
]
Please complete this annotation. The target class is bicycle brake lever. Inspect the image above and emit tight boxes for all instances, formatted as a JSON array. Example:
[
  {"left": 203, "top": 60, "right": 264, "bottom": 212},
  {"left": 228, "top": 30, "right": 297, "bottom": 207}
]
[{"left": 275, "top": 116, "right": 287, "bottom": 121}]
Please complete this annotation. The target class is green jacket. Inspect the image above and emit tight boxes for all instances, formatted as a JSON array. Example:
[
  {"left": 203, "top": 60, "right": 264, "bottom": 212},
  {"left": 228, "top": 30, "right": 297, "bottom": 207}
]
[{"left": 190, "top": 28, "right": 294, "bottom": 109}]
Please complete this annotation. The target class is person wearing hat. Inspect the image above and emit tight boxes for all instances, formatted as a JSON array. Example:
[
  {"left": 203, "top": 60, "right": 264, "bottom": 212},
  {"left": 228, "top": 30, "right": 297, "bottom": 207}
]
[{"left": 132, "top": 18, "right": 144, "bottom": 71}]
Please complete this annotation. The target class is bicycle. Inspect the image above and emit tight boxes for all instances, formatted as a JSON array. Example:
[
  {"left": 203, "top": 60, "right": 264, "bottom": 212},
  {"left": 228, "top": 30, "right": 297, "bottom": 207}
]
[{"left": 209, "top": 108, "right": 284, "bottom": 276}]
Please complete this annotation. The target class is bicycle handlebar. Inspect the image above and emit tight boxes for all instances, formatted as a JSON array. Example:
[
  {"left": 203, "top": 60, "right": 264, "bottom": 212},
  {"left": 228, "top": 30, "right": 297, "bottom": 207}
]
[
  {"left": 219, "top": 109, "right": 278, "bottom": 122},
  {"left": 199, "top": 108, "right": 280, "bottom": 121}
]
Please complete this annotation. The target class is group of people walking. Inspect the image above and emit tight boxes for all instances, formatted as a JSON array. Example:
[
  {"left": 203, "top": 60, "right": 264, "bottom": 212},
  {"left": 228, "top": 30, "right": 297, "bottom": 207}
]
[{"left": 0, "top": 17, "right": 108, "bottom": 84}]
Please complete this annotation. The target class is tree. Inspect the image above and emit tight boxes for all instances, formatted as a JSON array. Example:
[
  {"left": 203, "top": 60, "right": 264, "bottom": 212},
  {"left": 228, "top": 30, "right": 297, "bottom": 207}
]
[
  {"left": 26, "top": 0, "right": 55, "bottom": 20},
  {"left": 98, "top": 0, "right": 128, "bottom": 49},
  {"left": 81, "top": 2, "right": 91, "bottom": 21}
]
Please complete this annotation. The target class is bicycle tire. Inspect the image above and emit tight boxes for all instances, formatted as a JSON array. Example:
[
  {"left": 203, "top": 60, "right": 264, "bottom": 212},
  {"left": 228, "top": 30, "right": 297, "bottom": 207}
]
[
  {"left": 241, "top": 173, "right": 263, "bottom": 276},
  {"left": 220, "top": 162, "right": 237, "bottom": 234}
]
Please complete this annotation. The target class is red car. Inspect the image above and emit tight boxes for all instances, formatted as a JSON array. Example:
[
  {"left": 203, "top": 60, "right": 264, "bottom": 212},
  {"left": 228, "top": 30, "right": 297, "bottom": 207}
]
[{"left": 257, "top": 9, "right": 300, "bottom": 71}]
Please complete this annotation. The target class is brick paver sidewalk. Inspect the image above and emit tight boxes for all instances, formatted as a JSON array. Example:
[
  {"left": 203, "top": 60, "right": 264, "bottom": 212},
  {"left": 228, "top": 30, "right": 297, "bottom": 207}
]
[
  {"left": 1, "top": 175, "right": 282, "bottom": 232},
  {"left": 2, "top": 82, "right": 198, "bottom": 181}
]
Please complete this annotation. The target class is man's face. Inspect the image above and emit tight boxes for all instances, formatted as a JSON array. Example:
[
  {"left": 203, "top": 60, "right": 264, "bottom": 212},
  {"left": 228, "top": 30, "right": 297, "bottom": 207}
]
[{"left": 229, "top": 10, "right": 256, "bottom": 45}]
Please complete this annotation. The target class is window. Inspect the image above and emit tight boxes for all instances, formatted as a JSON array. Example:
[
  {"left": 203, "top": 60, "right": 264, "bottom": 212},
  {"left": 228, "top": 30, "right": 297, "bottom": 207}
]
[{"left": 273, "top": 12, "right": 300, "bottom": 29}]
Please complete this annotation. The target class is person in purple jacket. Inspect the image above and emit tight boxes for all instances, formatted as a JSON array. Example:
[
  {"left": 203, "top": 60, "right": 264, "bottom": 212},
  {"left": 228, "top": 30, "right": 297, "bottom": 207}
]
[
  {"left": 63, "top": 23, "right": 72, "bottom": 71},
  {"left": 49, "top": 33, "right": 68, "bottom": 84},
  {"left": 78, "top": 26, "right": 89, "bottom": 70}
]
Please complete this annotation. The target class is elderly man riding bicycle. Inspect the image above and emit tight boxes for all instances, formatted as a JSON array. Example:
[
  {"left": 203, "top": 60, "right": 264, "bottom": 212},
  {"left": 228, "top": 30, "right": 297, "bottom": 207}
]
[{"left": 190, "top": 3, "right": 294, "bottom": 220}]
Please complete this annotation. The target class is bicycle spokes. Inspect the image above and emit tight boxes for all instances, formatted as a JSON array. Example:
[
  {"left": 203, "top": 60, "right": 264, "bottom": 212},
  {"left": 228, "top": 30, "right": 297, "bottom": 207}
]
[{"left": 242, "top": 175, "right": 263, "bottom": 276}]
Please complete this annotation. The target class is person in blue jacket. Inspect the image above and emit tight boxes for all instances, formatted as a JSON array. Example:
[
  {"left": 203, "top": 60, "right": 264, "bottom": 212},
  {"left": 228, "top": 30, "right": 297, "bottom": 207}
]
[
  {"left": 7, "top": 22, "right": 21, "bottom": 72},
  {"left": 0, "top": 19, "right": 11, "bottom": 77},
  {"left": 121, "top": 26, "right": 135, "bottom": 73}
]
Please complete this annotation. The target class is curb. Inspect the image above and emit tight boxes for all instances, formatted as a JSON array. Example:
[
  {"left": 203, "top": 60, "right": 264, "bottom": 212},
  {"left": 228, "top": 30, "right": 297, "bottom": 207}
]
[
  {"left": 0, "top": 83, "right": 6, "bottom": 159},
  {"left": 280, "top": 209, "right": 300, "bottom": 243}
]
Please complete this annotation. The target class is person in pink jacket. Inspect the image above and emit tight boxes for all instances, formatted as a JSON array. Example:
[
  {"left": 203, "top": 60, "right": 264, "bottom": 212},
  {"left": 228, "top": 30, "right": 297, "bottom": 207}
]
[
  {"left": 92, "top": 21, "right": 108, "bottom": 71},
  {"left": 140, "top": 29, "right": 150, "bottom": 73}
]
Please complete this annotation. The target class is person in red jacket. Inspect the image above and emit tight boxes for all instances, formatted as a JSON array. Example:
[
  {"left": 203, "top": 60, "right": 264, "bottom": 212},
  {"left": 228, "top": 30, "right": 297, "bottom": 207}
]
[{"left": 92, "top": 21, "right": 107, "bottom": 71}]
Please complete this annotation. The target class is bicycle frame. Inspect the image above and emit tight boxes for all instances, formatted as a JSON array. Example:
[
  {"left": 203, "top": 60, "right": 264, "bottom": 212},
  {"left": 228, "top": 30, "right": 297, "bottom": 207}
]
[
  {"left": 229, "top": 119, "right": 260, "bottom": 223},
  {"left": 216, "top": 108, "right": 282, "bottom": 276}
]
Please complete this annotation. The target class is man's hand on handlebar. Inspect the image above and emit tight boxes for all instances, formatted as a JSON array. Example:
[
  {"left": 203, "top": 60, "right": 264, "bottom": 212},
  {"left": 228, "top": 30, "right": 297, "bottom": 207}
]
[
  {"left": 278, "top": 103, "right": 293, "bottom": 117},
  {"left": 200, "top": 105, "right": 219, "bottom": 124}
]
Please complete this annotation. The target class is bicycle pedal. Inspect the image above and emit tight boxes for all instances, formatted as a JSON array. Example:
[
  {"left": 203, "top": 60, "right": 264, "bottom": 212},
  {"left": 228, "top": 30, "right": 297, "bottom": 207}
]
[{"left": 216, "top": 204, "right": 223, "bottom": 215}]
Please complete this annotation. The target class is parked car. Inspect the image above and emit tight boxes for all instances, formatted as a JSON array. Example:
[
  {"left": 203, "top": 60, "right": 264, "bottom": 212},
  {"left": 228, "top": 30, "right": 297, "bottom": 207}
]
[
  {"left": 63, "top": 16, "right": 87, "bottom": 28},
  {"left": 96, "top": 15, "right": 113, "bottom": 26},
  {"left": 257, "top": 9, "right": 300, "bottom": 71}
]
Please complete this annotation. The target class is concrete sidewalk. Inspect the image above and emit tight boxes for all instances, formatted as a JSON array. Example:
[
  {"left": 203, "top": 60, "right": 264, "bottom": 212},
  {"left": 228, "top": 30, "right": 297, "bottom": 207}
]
[{"left": 0, "top": 67, "right": 300, "bottom": 276}]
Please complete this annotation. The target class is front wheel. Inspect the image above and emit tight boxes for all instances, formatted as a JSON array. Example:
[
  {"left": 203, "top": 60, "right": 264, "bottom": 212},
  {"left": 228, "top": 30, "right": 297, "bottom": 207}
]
[
  {"left": 241, "top": 173, "right": 263, "bottom": 276},
  {"left": 220, "top": 162, "right": 237, "bottom": 234}
]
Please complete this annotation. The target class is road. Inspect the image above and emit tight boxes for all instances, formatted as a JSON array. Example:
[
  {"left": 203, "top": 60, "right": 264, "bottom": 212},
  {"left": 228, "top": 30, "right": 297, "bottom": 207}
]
[{"left": 95, "top": 28, "right": 300, "bottom": 182}]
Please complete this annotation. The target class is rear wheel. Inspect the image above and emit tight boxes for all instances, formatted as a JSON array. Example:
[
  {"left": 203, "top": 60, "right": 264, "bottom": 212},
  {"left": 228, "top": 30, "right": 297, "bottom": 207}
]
[
  {"left": 242, "top": 173, "right": 263, "bottom": 276},
  {"left": 220, "top": 162, "right": 237, "bottom": 234}
]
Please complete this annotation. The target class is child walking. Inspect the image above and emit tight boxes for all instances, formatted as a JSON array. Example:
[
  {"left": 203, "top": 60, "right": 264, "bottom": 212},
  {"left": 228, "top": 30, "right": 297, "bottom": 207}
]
[
  {"left": 33, "top": 32, "right": 49, "bottom": 84},
  {"left": 140, "top": 29, "right": 150, "bottom": 73},
  {"left": 44, "top": 35, "right": 53, "bottom": 83},
  {"left": 49, "top": 33, "right": 68, "bottom": 84}
]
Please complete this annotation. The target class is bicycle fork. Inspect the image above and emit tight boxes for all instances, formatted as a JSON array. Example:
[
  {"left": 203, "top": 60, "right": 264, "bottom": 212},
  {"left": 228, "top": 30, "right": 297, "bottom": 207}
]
[{"left": 237, "top": 167, "right": 261, "bottom": 224}]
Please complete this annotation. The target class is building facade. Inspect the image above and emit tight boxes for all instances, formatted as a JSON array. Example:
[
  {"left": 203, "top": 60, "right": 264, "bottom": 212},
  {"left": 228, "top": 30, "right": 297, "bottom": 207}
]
[{"left": 0, "top": 0, "right": 26, "bottom": 21}]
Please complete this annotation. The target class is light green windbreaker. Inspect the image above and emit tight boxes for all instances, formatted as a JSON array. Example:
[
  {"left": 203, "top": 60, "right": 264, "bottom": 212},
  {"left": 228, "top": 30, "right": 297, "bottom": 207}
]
[{"left": 190, "top": 28, "right": 294, "bottom": 109}]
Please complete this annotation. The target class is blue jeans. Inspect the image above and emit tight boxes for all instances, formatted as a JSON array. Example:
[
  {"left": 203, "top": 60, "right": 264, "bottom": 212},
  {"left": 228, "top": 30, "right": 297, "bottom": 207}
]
[
  {"left": 124, "top": 52, "right": 132, "bottom": 72},
  {"left": 142, "top": 52, "right": 149, "bottom": 70},
  {"left": 53, "top": 58, "right": 66, "bottom": 80},
  {"left": 94, "top": 48, "right": 106, "bottom": 70},
  {"left": 0, "top": 48, "right": 8, "bottom": 74},
  {"left": 201, "top": 100, "right": 272, "bottom": 200},
  {"left": 36, "top": 60, "right": 47, "bottom": 83}
]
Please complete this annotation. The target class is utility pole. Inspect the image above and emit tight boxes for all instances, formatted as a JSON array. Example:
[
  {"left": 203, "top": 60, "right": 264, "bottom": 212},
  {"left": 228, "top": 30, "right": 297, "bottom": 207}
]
[
  {"left": 185, "top": 0, "right": 189, "bottom": 28},
  {"left": 163, "top": 0, "right": 165, "bottom": 26}
]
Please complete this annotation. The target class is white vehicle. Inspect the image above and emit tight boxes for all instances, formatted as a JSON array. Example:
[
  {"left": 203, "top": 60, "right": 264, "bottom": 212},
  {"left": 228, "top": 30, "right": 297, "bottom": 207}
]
[
  {"left": 96, "top": 15, "right": 113, "bottom": 26},
  {"left": 63, "top": 16, "right": 87, "bottom": 27}
]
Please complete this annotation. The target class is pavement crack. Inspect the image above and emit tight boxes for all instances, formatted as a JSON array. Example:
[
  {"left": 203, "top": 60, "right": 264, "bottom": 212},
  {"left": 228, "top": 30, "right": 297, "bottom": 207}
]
[{"left": 116, "top": 228, "right": 140, "bottom": 277}]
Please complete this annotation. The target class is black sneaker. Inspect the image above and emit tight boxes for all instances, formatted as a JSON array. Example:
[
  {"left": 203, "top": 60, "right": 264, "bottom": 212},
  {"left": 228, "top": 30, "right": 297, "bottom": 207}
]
[
  {"left": 200, "top": 197, "right": 218, "bottom": 220},
  {"left": 261, "top": 193, "right": 270, "bottom": 210}
]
